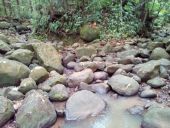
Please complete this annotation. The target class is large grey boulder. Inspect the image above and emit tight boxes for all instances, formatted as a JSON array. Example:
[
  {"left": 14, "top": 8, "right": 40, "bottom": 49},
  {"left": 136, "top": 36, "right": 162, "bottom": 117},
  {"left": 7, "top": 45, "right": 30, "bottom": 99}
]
[
  {"left": 0, "top": 40, "right": 11, "bottom": 53},
  {"left": 142, "top": 107, "right": 170, "bottom": 128},
  {"left": 147, "top": 77, "right": 166, "bottom": 88},
  {"left": 32, "top": 43, "right": 63, "bottom": 73},
  {"left": 65, "top": 90, "right": 105, "bottom": 120},
  {"left": 0, "top": 96, "right": 15, "bottom": 127},
  {"left": 132, "top": 60, "right": 160, "bottom": 81},
  {"left": 150, "top": 47, "right": 170, "bottom": 60},
  {"left": 108, "top": 74, "right": 139, "bottom": 96},
  {"left": 0, "top": 59, "right": 30, "bottom": 87},
  {"left": 7, "top": 49, "right": 34, "bottom": 65},
  {"left": 67, "top": 69, "right": 94, "bottom": 88},
  {"left": 16, "top": 90, "right": 56, "bottom": 128}
]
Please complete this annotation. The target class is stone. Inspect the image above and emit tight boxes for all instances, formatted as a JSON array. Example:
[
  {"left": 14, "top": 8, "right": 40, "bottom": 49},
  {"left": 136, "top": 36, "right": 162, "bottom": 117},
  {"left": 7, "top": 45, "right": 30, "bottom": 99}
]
[
  {"left": 32, "top": 43, "right": 63, "bottom": 73},
  {"left": 150, "top": 47, "right": 170, "bottom": 60},
  {"left": 65, "top": 90, "right": 105, "bottom": 120},
  {"left": 132, "top": 60, "right": 160, "bottom": 81},
  {"left": 29, "top": 66, "right": 49, "bottom": 83},
  {"left": 142, "top": 107, "right": 170, "bottom": 128},
  {"left": 67, "top": 69, "right": 94, "bottom": 88},
  {"left": 75, "top": 46, "right": 97, "bottom": 58},
  {"left": 67, "top": 61, "right": 77, "bottom": 69},
  {"left": 63, "top": 52, "right": 75, "bottom": 66},
  {"left": 49, "top": 84, "right": 69, "bottom": 101},
  {"left": 79, "top": 82, "right": 109, "bottom": 94},
  {"left": 0, "top": 59, "right": 30, "bottom": 87},
  {"left": 0, "top": 96, "right": 15, "bottom": 127},
  {"left": 7, "top": 49, "right": 34, "bottom": 65},
  {"left": 79, "top": 56, "right": 91, "bottom": 62},
  {"left": 76, "top": 61, "right": 98, "bottom": 72},
  {"left": 166, "top": 44, "right": 170, "bottom": 53},
  {"left": 80, "top": 25, "right": 100, "bottom": 42},
  {"left": 117, "top": 49, "right": 139, "bottom": 59},
  {"left": 16, "top": 90, "right": 56, "bottom": 128},
  {"left": 139, "top": 89, "right": 157, "bottom": 98},
  {"left": 147, "top": 41, "right": 164, "bottom": 50},
  {"left": 0, "top": 21, "right": 11, "bottom": 29},
  {"left": 108, "top": 74, "right": 139, "bottom": 96},
  {"left": 18, "top": 78, "right": 37, "bottom": 94},
  {"left": 0, "top": 34, "right": 10, "bottom": 44},
  {"left": 127, "top": 105, "right": 144, "bottom": 115},
  {"left": 147, "top": 77, "right": 166, "bottom": 88},
  {"left": 0, "top": 40, "right": 11, "bottom": 53},
  {"left": 94, "top": 71, "right": 108, "bottom": 80},
  {"left": 7, "top": 89, "right": 24, "bottom": 101}
]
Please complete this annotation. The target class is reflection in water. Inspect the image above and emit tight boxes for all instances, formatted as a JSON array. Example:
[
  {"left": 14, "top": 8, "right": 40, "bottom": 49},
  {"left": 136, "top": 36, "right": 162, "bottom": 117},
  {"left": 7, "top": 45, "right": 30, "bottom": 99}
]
[{"left": 56, "top": 96, "right": 145, "bottom": 128}]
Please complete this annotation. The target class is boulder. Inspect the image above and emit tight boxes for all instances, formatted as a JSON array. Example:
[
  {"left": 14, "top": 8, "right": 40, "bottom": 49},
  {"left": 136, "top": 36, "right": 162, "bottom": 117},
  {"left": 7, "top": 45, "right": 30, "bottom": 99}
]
[
  {"left": 139, "top": 89, "right": 157, "bottom": 98},
  {"left": 150, "top": 47, "right": 170, "bottom": 60},
  {"left": 0, "top": 40, "right": 11, "bottom": 53},
  {"left": 0, "top": 21, "right": 11, "bottom": 29},
  {"left": 32, "top": 43, "right": 63, "bottom": 73},
  {"left": 7, "top": 49, "right": 34, "bottom": 65},
  {"left": 142, "top": 107, "right": 170, "bottom": 128},
  {"left": 16, "top": 90, "right": 56, "bottom": 128},
  {"left": 0, "top": 96, "right": 15, "bottom": 127},
  {"left": 147, "top": 77, "right": 166, "bottom": 88},
  {"left": 29, "top": 66, "right": 49, "bottom": 83},
  {"left": 75, "top": 46, "right": 97, "bottom": 58},
  {"left": 0, "top": 59, "right": 30, "bottom": 87},
  {"left": 65, "top": 90, "right": 105, "bottom": 120},
  {"left": 108, "top": 74, "right": 139, "bottom": 96},
  {"left": 67, "top": 69, "right": 94, "bottom": 88},
  {"left": 49, "top": 84, "right": 69, "bottom": 101},
  {"left": 7, "top": 89, "right": 24, "bottom": 101}
]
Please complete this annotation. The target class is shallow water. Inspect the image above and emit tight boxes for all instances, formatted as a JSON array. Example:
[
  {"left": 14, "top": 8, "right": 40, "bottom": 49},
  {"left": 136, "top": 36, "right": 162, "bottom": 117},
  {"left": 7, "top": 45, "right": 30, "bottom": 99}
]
[{"left": 53, "top": 96, "right": 146, "bottom": 128}]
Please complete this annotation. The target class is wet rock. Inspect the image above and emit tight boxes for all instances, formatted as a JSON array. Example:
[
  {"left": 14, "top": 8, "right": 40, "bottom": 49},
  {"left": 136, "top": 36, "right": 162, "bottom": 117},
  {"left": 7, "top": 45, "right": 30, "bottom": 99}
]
[
  {"left": 0, "top": 96, "right": 15, "bottom": 127},
  {"left": 29, "top": 66, "right": 49, "bottom": 83},
  {"left": 139, "top": 89, "right": 157, "bottom": 98},
  {"left": 67, "top": 69, "right": 94, "bottom": 88},
  {"left": 7, "top": 89, "right": 24, "bottom": 101},
  {"left": 0, "top": 40, "right": 11, "bottom": 53},
  {"left": 108, "top": 74, "right": 139, "bottom": 96},
  {"left": 32, "top": 43, "right": 63, "bottom": 73},
  {"left": 150, "top": 47, "right": 170, "bottom": 60},
  {"left": 7, "top": 49, "right": 34, "bottom": 65},
  {"left": 18, "top": 78, "right": 37, "bottom": 94},
  {"left": 147, "top": 77, "right": 166, "bottom": 88},
  {"left": 79, "top": 82, "right": 109, "bottom": 94},
  {"left": 16, "top": 90, "right": 56, "bottom": 128},
  {"left": 65, "top": 90, "right": 105, "bottom": 120},
  {"left": 0, "top": 59, "right": 30, "bottom": 87},
  {"left": 49, "top": 84, "right": 69, "bottom": 101},
  {"left": 94, "top": 71, "right": 108, "bottom": 80},
  {"left": 142, "top": 107, "right": 170, "bottom": 128},
  {"left": 132, "top": 60, "right": 160, "bottom": 81},
  {"left": 75, "top": 46, "right": 97, "bottom": 58}
]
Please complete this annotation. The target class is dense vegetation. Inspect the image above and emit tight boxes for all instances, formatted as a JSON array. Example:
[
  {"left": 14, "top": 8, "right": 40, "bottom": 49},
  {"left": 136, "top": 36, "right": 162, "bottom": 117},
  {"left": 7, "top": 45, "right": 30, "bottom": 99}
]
[{"left": 0, "top": 0, "right": 170, "bottom": 38}]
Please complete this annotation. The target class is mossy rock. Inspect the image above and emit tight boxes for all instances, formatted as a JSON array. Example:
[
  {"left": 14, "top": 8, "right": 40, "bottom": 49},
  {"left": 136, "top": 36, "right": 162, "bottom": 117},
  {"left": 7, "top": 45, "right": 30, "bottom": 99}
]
[
  {"left": 80, "top": 24, "right": 100, "bottom": 42},
  {"left": 0, "top": 22, "right": 11, "bottom": 29}
]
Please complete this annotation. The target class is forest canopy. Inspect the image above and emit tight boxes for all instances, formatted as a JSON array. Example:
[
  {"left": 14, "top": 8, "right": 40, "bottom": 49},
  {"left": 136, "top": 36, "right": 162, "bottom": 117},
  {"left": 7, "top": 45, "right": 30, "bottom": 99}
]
[{"left": 0, "top": 0, "right": 170, "bottom": 38}]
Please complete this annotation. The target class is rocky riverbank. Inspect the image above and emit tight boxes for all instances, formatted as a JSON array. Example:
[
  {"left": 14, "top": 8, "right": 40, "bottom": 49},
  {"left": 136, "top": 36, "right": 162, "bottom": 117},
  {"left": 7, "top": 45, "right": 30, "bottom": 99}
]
[{"left": 0, "top": 22, "right": 170, "bottom": 128}]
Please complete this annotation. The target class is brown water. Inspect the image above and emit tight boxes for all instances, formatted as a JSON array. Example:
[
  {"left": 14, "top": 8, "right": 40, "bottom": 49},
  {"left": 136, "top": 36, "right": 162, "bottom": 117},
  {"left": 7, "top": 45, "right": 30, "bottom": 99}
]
[{"left": 52, "top": 96, "right": 146, "bottom": 128}]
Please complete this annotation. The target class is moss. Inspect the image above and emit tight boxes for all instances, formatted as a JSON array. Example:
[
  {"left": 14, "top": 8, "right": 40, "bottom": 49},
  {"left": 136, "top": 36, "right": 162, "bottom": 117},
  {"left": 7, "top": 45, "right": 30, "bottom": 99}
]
[{"left": 80, "top": 24, "right": 100, "bottom": 42}]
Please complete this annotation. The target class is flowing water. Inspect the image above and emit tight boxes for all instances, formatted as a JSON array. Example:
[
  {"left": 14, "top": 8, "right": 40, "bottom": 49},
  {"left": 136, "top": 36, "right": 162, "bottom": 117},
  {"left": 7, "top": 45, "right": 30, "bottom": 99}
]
[{"left": 52, "top": 96, "right": 146, "bottom": 128}]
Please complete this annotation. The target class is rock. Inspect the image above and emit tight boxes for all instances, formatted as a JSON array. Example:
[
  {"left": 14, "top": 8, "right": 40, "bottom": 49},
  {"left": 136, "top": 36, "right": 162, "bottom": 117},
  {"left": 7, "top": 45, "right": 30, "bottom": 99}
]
[
  {"left": 160, "top": 66, "right": 169, "bottom": 79},
  {"left": 65, "top": 90, "right": 105, "bottom": 120},
  {"left": 104, "top": 64, "right": 119, "bottom": 74},
  {"left": 67, "top": 61, "right": 77, "bottom": 69},
  {"left": 0, "top": 59, "right": 30, "bottom": 87},
  {"left": 7, "top": 49, "right": 34, "bottom": 65},
  {"left": 166, "top": 44, "right": 170, "bottom": 52},
  {"left": 0, "top": 21, "right": 11, "bottom": 29},
  {"left": 117, "top": 49, "right": 139, "bottom": 59},
  {"left": 147, "top": 77, "right": 166, "bottom": 88},
  {"left": 108, "top": 74, "right": 139, "bottom": 96},
  {"left": 80, "top": 24, "right": 100, "bottom": 42},
  {"left": 79, "top": 56, "right": 91, "bottom": 62},
  {"left": 16, "top": 90, "right": 56, "bottom": 128},
  {"left": 102, "top": 43, "right": 123, "bottom": 53},
  {"left": 29, "top": 66, "right": 49, "bottom": 83},
  {"left": 76, "top": 61, "right": 98, "bottom": 72},
  {"left": 0, "top": 40, "right": 11, "bottom": 53},
  {"left": 7, "top": 89, "right": 24, "bottom": 101},
  {"left": 150, "top": 47, "right": 170, "bottom": 60},
  {"left": 39, "top": 72, "right": 66, "bottom": 88},
  {"left": 114, "top": 68, "right": 127, "bottom": 75},
  {"left": 0, "top": 34, "right": 10, "bottom": 44},
  {"left": 67, "top": 69, "right": 94, "bottom": 88},
  {"left": 49, "top": 84, "right": 69, "bottom": 101},
  {"left": 18, "top": 78, "right": 37, "bottom": 94},
  {"left": 127, "top": 105, "right": 144, "bottom": 115},
  {"left": 63, "top": 52, "right": 75, "bottom": 66},
  {"left": 75, "top": 46, "right": 97, "bottom": 58},
  {"left": 139, "top": 89, "right": 157, "bottom": 98},
  {"left": 94, "top": 72, "right": 108, "bottom": 80},
  {"left": 32, "top": 43, "right": 63, "bottom": 73},
  {"left": 132, "top": 60, "right": 160, "bottom": 81},
  {"left": 147, "top": 41, "right": 164, "bottom": 50},
  {"left": 0, "top": 96, "right": 15, "bottom": 127},
  {"left": 79, "top": 82, "right": 109, "bottom": 94},
  {"left": 142, "top": 107, "right": 170, "bottom": 128}
]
